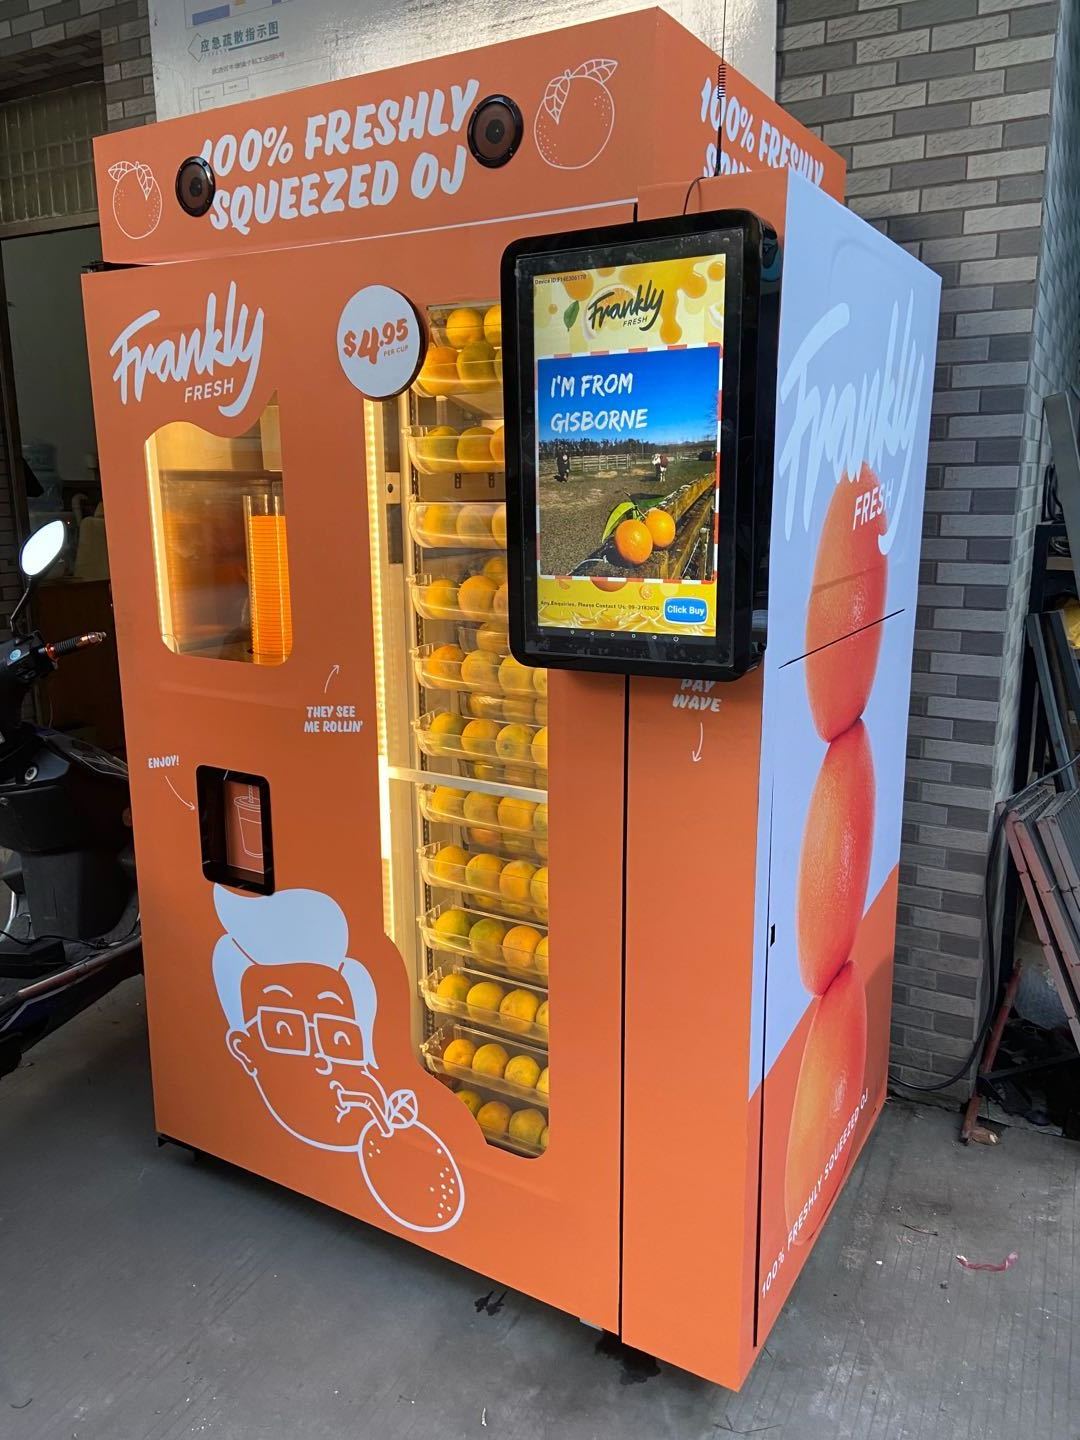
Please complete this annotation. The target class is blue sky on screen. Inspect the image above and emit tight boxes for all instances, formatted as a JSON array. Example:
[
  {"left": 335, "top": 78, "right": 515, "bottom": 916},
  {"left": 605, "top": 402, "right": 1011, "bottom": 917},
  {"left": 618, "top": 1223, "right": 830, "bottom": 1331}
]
[{"left": 537, "top": 345, "right": 720, "bottom": 446}]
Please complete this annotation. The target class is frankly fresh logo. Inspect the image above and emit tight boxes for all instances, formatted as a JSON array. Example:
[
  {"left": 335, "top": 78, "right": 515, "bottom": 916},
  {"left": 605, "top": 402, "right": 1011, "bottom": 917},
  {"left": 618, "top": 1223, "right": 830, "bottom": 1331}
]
[
  {"left": 109, "top": 282, "right": 264, "bottom": 418},
  {"left": 585, "top": 279, "right": 663, "bottom": 337},
  {"left": 777, "top": 293, "right": 928, "bottom": 555}
]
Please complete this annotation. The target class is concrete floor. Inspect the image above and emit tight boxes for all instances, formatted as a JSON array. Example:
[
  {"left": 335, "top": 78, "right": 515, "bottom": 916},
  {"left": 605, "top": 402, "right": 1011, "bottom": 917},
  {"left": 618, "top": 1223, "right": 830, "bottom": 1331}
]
[{"left": 2, "top": 981, "right": 1079, "bottom": 1439}]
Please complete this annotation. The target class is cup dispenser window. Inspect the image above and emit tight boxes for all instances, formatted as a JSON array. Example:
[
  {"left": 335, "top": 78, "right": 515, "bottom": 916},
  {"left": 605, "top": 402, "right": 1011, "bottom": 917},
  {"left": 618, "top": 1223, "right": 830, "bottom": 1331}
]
[{"left": 144, "top": 398, "right": 293, "bottom": 664}]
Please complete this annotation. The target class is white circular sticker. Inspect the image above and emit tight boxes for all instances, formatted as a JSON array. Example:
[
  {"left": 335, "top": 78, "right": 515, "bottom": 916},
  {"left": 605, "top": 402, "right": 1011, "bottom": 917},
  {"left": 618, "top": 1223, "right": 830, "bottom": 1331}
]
[{"left": 337, "top": 284, "right": 426, "bottom": 399}]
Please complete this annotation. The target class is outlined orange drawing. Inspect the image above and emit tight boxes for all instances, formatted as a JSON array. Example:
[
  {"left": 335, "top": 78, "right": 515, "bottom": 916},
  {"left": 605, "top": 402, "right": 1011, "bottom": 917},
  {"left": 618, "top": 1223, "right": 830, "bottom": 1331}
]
[
  {"left": 534, "top": 59, "right": 618, "bottom": 171},
  {"left": 107, "top": 161, "right": 162, "bottom": 240}
]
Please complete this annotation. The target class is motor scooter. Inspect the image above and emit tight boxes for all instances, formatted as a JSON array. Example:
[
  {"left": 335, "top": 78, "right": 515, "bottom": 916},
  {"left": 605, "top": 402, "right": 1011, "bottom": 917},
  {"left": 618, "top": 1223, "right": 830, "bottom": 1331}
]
[{"left": 0, "top": 520, "right": 140, "bottom": 1077}]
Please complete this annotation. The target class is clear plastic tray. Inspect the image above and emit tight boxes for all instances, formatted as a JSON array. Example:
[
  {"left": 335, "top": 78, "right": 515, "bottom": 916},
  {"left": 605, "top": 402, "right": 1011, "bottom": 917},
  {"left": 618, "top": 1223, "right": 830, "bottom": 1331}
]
[
  {"left": 460, "top": 1090, "right": 547, "bottom": 1157},
  {"left": 417, "top": 783, "right": 547, "bottom": 858},
  {"left": 407, "top": 425, "right": 505, "bottom": 476},
  {"left": 418, "top": 842, "right": 548, "bottom": 921},
  {"left": 408, "top": 574, "right": 512, "bottom": 633},
  {"left": 419, "top": 901, "right": 548, "bottom": 979},
  {"left": 423, "top": 1023, "right": 549, "bottom": 1108},
  {"left": 412, "top": 699, "right": 545, "bottom": 757},
  {"left": 411, "top": 644, "right": 544, "bottom": 703},
  {"left": 420, "top": 961, "right": 549, "bottom": 1043},
  {"left": 412, "top": 713, "right": 547, "bottom": 788},
  {"left": 408, "top": 499, "right": 506, "bottom": 551}
]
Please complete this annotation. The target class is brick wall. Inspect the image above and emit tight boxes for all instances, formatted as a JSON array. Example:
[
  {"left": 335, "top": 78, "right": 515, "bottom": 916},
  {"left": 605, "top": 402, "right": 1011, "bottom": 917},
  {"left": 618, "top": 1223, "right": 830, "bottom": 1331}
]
[
  {"left": 0, "top": 1, "right": 154, "bottom": 636},
  {"left": 0, "top": 0, "right": 153, "bottom": 130},
  {"left": 777, "top": 0, "right": 1071, "bottom": 1092}
]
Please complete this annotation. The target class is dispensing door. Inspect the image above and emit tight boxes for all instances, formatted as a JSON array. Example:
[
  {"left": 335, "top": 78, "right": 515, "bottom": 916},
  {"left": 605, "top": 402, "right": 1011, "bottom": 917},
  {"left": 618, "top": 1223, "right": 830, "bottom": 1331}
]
[{"left": 82, "top": 209, "right": 632, "bottom": 1328}]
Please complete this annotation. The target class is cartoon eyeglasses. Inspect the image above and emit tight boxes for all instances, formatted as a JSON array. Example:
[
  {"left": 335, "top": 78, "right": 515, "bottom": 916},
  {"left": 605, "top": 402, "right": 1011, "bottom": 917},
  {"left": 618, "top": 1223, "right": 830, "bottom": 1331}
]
[{"left": 250, "top": 1006, "right": 368, "bottom": 1065}]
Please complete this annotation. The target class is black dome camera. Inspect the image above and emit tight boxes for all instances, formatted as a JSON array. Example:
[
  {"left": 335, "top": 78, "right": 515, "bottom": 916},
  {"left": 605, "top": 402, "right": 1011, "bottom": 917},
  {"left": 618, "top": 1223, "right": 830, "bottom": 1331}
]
[
  {"left": 175, "top": 155, "right": 216, "bottom": 217},
  {"left": 467, "top": 95, "right": 523, "bottom": 168}
]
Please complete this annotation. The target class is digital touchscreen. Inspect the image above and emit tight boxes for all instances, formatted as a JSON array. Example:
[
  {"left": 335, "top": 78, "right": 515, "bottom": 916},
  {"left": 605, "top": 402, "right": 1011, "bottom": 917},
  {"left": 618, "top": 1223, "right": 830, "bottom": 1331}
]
[
  {"left": 532, "top": 254, "right": 724, "bottom": 639},
  {"left": 502, "top": 211, "right": 776, "bottom": 680}
]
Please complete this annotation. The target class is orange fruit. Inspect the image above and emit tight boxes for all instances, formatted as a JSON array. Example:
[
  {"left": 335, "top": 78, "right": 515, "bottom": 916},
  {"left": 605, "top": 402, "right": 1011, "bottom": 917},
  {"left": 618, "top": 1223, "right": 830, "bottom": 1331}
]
[
  {"left": 425, "top": 643, "right": 465, "bottom": 683},
  {"left": 457, "top": 427, "right": 493, "bottom": 467},
  {"left": 530, "top": 866, "right": 548, "bottom": 911},
  {"left": 433, "top": 908, "right": 471, "bottom": 941},
  {"left": 591, "top": 576, "right": 627, "bottom": 592},
  {"left": 417, "top": 347, "right": 460, "bottom": 398},
  {"left": 496, "top": 723, "right": 533, "bottom": 762},
  {"left": 492, "top": 506, "right": 507, "bottom": 545},
  {"left": 429, "top": 711, "right": 466, "bottom": 739},
  {"left": 505, "top": 1054, "right": 541, "bottom": 1089},
  {"left": 442, "top": 1036, "right": 477, "bottom": 1065},
  {"left": 431, "top": 844, "right": 468, "bottom": 885},
  {"left": 784, "top": 962, "right": 867, "bottom": 1245},
  {"left": 796, "top": 721, "right": 875, "bottom": 996},
  {"left": 508, "top": 1107, "right": 546, "bottom": 1145},
  {"left": 482, "top": 555, "right": 507, "bottom": 586},
  {"left": 469, "top": 916, "right": 507, "bottom": 961},
  {"left": 490, "top": 425, "right": 505, "bottom": 467},
  {"left": 805, "top": 464, "right": 888, "bottom": 741},
  {"left": 499, "top": 988, "right": 540, "bottom": 1030},
  {"left": 457, "top": 340, "right": 496, "bottom": 390},
  {"left": 476, "top": 1100, "right": 511, "bottom": 1135},
  {"left": 503, "top": 924, "right": 542, "bottom": 969},
  {"left": 436, "top": 974, "right": 471, "bottom": 1004},
  {"left": 533, "top": 935, "right": 549, "bottom": 977},
  {"left": 483, "top": 304, "right": 502, "bottom": 348},
  {"left": 456, "top": 1087, "right": 484, "bottom": 1115},
  {"left": 499, "top": 655, "right": 534, "bottom": 693},
  {"left": 644, "top": 508, "right": 676, "bottom": 549},
  {"left": 530, "top": 727, "right": 548, "bottom": 768},
  {"left": 460, "top": 718, "right": 499, "bottom": 756},
  {"left": 493, "top": 581, "right": 509, "bottom": 616},
  {"left": 457, "top": 574, "right": 497, "bottom": 619},
  {"left": 476, "top": 622, "right": 508, "bottom": 655},
  {"left": 472, "top": 1042, "right": 509, "bottom": 1076},
  {"left": 614, "top": 518, "right": 653, "bottom": 567},
  {"left": 457, "top": 505, "right": 494, "bottom": 544},
  {"left": 444, "top": 307, "right": 484, "bottom": 347},
  {"left": 464, "top": 852, "right": 505, "bottom": 894},
  {"left": 460, "top": 650, "right": 500, "bottom": 690},
  {"left": 500, "top": 859, "right": 537, "bottom": 904},
  {"left": 467, "top": 979, "right": 505, "bottom": 1014}
]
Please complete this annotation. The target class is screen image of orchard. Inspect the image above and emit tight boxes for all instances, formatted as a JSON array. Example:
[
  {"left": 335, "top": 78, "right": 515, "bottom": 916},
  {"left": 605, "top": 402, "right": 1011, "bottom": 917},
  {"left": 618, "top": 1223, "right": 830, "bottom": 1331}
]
[{"left": 536, "top": 347, "right": 720, "bottom": 583}]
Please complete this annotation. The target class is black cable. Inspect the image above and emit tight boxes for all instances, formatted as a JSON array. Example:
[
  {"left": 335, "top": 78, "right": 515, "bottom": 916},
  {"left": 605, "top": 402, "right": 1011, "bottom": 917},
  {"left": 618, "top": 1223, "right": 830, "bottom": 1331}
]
[
  {"left": 890, "top": 752, "right": 1080, "bottom": 1094},
  {"left": 0, "top": 910, "right": 141, "bottom": 953}
]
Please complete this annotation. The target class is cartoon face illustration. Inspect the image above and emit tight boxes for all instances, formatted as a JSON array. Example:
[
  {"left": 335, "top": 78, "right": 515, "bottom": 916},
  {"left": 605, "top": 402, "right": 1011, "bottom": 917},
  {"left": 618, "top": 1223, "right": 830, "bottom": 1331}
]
[
  {"left": 212, "top": 884, "right": 466, "bottom": 1233},
  {"left": 213, "top": 885, "right": 382, "bottom": 1151}
]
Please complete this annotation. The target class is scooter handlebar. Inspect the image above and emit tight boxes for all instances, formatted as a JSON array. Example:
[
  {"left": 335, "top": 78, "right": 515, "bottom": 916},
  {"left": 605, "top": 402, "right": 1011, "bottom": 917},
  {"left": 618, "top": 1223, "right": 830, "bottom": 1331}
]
[{"left": 45, "top": 631, "right": 107, "bottom": 660}]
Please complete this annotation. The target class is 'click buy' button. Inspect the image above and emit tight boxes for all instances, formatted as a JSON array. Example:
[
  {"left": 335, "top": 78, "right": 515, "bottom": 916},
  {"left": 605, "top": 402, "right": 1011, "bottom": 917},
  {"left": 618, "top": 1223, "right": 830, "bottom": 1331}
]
[{"left": 664, "top": 596, "right": 708, "bottom": 625}]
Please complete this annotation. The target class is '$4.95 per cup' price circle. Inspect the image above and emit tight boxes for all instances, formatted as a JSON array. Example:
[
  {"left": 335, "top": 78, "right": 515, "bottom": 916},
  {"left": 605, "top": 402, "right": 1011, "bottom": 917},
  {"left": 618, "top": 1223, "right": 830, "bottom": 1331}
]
[{"left": 337, "top": 284, "right": 425, "bottom": 399}]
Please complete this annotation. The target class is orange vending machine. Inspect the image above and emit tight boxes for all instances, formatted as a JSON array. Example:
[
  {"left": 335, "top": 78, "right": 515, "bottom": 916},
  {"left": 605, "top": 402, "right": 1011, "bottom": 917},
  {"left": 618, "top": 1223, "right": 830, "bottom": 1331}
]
[{"left": 82, "top": 11, "right": 939, "bottom": 1387}]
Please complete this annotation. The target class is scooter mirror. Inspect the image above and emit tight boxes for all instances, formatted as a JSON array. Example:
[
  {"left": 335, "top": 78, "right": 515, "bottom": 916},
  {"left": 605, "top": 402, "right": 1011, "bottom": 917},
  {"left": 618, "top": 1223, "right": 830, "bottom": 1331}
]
[{"left": 19, "top": 519, "right": 66, "bottom": 578}]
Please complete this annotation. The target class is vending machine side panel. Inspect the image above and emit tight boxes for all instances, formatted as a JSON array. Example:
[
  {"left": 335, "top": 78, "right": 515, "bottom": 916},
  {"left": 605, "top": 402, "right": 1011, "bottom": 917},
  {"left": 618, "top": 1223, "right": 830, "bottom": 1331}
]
[
  {"left": 81, "top": 219, "right": 632, "bottom": 1330},
  {"left": 750, "top": 179, "right": 941, "bottom": 1349},
  {"left": 620, "top": 669, "right": 766, "bottom": 1387}
]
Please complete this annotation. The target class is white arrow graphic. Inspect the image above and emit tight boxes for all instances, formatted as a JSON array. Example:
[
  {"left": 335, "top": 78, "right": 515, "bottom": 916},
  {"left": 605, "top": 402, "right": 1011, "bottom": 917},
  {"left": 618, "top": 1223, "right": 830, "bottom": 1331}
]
[
  {"left": 691, "top": 721, "right": 704, "bottom": 763},
  {"left": 324, "top": 663, "right": 341, "bottom": 693},
  {"left": 164, "top": 774, "right": 195, "bottom": 811}
]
